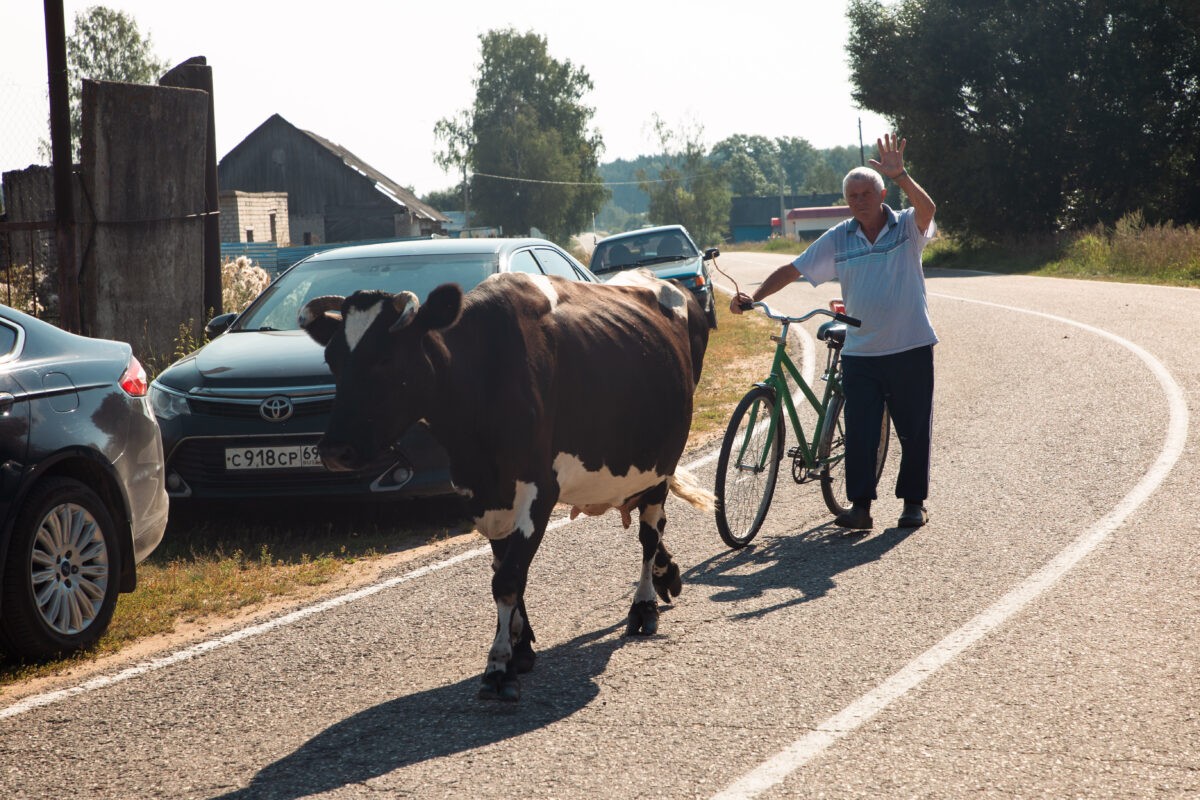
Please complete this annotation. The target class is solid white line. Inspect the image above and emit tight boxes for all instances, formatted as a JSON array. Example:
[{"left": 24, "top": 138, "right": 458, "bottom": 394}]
[{"left": 712, "top": 294, "right": 1189, "bottom": 799}]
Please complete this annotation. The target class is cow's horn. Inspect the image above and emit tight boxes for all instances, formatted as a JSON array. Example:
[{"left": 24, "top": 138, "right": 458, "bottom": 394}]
[
  {"left": 298, "top": 295, "right": 344, "bottom": 328},
  {"left": 388, "top": 291, "right": 420, "bottom": 332}
]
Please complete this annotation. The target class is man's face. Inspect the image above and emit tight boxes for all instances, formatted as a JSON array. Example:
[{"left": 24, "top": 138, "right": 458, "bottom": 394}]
[{"left": 844, "top": 178, "right": 885, "bottom": 225}]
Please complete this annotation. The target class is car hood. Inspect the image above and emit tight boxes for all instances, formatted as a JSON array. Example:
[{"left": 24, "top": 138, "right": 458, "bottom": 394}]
[
  {"left": 155, "top": 330, "right": 331, "bottom": 392},
  {"left": 599, "top": 255, "right": 704, "bottom": 283}
]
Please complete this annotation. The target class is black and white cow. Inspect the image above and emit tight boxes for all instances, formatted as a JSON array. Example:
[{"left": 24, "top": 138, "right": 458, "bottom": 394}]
[{"left": 299, "top": 270, "right": 711, "bottom": 701}]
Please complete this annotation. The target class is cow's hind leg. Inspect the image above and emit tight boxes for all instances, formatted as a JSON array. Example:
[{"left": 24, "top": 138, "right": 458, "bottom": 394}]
[{"left": 627, "top": 480, "right": 681, "bottom": 636}]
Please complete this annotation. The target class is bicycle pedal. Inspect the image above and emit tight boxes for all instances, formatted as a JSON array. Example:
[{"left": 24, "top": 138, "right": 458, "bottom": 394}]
[{"left": 786, "top": 446, "right": 802, "bottom": 459}]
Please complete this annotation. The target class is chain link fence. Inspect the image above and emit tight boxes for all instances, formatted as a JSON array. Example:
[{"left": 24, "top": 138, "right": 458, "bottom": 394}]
[{"left": 0, "top": 76, "right": 61, "bottom": 325}]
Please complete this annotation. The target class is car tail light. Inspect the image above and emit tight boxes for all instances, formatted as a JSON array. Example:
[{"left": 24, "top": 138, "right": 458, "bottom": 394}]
[
  {"left": 119, "top": 356, "right": 149, "bottom": 397},
  {"left": 829, "top": 298, "right": 846, "bottom": 315}
]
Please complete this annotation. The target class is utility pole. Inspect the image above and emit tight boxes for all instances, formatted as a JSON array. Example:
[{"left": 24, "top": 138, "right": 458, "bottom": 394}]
[
  {"left": 858, "top": 117, "right": 865, "bottom": 166},
  {"left": 44, "top": 0, "right": 80, "bottom": 332}
]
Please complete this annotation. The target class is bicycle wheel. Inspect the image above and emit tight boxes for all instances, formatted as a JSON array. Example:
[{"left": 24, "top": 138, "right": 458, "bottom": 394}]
[
  {"left": 818, "top": 391, "right": 890, "bottom": 517},
  {"left": 715, "top": 386, "right": 783, "bottom": 548}
]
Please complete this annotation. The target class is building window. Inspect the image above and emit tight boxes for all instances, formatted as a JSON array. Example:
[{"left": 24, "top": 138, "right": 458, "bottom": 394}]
[
  {"left": 245, "top": 229, "right": 254, "bottom": 242},
  {"left": 303, "top": 232, "right": 313, "bottom": 245},
  {"left": 269, "top": 213, "right": 277, "bottom": 242}
]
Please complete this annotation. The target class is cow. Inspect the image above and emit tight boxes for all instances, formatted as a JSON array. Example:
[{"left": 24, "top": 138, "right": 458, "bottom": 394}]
[{"left": 298, "top": 270, "right": 712, "bottom": 702}]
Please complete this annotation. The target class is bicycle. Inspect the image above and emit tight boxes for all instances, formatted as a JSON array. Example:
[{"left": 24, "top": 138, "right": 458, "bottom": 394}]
[{"left": 714, "top": 299, "right": 891, "bottom": 548}]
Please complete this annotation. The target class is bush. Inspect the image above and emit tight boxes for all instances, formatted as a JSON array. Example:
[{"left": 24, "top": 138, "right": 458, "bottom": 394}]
[{"left": 221, "top": 256, "right": 271, "bottom": 313}]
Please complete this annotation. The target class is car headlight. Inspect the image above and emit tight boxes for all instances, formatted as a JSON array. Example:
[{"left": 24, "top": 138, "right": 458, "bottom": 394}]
[{"left": 149, "top": 383, "right": 190, "bottom": 420}]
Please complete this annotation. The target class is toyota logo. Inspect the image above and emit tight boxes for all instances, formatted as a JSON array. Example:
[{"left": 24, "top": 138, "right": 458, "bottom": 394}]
[{"left": 259, "top": 395, "right": 294, "bottom": 422}]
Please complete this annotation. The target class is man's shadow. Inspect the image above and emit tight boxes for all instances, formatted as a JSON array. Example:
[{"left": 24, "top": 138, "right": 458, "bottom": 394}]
[
  {"left": 216, "top": 621, "right": 630, "bottom": 800},
  {"left": 686, "top": 522, "right": 914, "bottom": 619}
]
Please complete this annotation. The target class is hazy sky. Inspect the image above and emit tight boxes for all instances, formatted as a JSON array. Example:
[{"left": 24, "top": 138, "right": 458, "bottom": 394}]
[{"left": 2, "top": 1, "right": 890, "bottom": 196}]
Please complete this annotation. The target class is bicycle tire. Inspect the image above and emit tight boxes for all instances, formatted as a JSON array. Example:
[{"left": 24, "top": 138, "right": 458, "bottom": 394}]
[
  {"left": 818, "top": 391, "right": 891, "bottom": 517},
  {"left": 715, "top": 386, "right": 783, "bottom": 548}
]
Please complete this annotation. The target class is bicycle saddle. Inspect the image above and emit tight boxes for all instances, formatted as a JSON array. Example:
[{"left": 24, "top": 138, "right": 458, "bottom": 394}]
[{"left": 816, "top": 320, "right": 847, "bottom": 346}]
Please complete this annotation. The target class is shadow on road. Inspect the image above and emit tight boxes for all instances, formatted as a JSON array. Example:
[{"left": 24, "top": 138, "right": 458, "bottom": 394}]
[
  {"left": 685, "top": 523, "right": 914, "bottom": 619},
  {"left": 214, "top": 621, "right": 630, "bottom": 799}
]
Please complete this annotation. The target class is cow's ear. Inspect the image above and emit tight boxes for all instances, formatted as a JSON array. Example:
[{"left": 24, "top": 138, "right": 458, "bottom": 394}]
[
  {"left": 298, "top": 295, "right": 345, "bottom": 346},
  {"left": 415, "top": 283, "right": 463, "bottom": 331}
]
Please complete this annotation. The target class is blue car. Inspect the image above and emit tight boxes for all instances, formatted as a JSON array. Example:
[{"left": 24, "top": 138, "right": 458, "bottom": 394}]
[{"left": 589, "top": 224, "right": 720, "bottom": 328}]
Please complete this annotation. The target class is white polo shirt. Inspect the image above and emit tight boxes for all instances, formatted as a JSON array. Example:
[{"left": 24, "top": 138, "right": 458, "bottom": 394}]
[{"left": 791, "top": 204, "right": 938, "bottom": 357}]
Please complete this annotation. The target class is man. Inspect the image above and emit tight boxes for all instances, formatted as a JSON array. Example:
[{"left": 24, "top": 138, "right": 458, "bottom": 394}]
[{"left": 730, "top": 134, "right": 937, "bottom": 530}]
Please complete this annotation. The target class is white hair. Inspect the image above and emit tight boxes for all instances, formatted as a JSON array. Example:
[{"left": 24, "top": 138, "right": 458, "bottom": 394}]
[{"left": 843, "top": 167, "right": 884, "bottom": 196}]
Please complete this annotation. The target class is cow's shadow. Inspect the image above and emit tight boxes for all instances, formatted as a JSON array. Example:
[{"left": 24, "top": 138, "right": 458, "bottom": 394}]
[
  {"left": 214, "top": 621, "right": 629, "bottom": 800},
  {"left": 685, "top": 522, "right": 914, "bottom": 618}
]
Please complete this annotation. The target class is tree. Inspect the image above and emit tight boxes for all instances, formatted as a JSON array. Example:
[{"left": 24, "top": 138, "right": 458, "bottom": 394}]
[
  {"left": 58, "top": 6, "right": 170, "bottom": 160},
  {"left": 777, "top": 136, "right": 818, "bottom": 193},
  {"left": 421, "top": 187, "right": 462, "bottom": 214},
  {"left": 435, "top": 29, "right": 607, "bottom": 244},
  {"left": 723, "top": 152, "right": 773, "bottom": 196},
  {"left": 433, "top": 110, "right": 473, "bottom": 220},
  {"left": 847, "top": 0, "right": 1200, "bottom": 238},
  {"left": 638, "top": 116, "right": 730, "bottom": 246}
]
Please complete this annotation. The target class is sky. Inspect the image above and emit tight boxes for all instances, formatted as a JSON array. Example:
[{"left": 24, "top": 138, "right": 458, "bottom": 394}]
[{"left": 1, "top": 1, "right": 890, "bottom": 197}]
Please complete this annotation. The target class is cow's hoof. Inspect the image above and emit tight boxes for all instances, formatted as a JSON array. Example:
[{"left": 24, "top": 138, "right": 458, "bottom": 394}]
[
  {"left": 512, "top": 639, "right": 537, "bottom": 674},
  {"left": 479, "top": 669, "right": 521, "bottom": 702},
  {"left": 625, "top": 600, "right": 659, "bottom": 636},
  {"left": 653, "top": 562, "right": 682, "bottom": 603}
]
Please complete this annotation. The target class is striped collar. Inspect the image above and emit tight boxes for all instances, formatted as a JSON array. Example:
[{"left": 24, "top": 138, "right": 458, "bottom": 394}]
[{"left": 846, "top": 204, "right": 900, "bottom": 236}]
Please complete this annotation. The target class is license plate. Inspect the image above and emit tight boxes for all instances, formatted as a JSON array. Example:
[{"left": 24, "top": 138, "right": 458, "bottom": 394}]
[{"left": 225, "top": 444, "right": 324, "bottom": 470}]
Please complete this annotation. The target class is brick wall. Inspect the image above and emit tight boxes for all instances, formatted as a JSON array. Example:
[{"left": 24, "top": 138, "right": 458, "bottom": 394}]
[{"left": 218, "top": 190, "right": 290, "bottom": 245}]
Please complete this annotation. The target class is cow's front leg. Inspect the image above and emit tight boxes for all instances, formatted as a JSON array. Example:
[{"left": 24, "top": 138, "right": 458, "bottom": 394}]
[
  {"left": 627, "top": 481, "right": 681, "bottom": 636},
  {"left": 479, "top": 479, "right": 552, "bottom": 702}
]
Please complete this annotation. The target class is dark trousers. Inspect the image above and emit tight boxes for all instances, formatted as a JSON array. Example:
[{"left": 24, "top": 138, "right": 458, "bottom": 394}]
[{"left": 841, "top": 345, "right": 934, "bottom": 505}]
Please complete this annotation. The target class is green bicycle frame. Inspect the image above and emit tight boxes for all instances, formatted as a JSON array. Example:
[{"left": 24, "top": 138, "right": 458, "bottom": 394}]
[{"left": 741, "top": 320, "right": 844, "bottom": 472}]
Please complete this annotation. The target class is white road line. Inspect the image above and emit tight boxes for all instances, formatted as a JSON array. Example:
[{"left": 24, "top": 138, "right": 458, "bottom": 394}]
[{"left": 712, "top": 294, "right": 1189, "bottom": 799}]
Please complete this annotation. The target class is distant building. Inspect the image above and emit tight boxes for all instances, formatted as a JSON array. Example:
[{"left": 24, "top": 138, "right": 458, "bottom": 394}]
[
  {"left": 218, "top": 114, "right": 448, "bottom": 246},
  {"left": 729, "top": 193, "right": 842, "bottom": 242},
  {"left": 219, "top": 190, "right": 289, "bottom": 244},
  {"left": 783, "top": 206, "right": 851, "bottom": 239}
]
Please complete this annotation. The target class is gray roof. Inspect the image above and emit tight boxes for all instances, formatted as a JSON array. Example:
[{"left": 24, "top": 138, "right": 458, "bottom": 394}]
[{"left": 299, "top": 127, "right": 450, "bottom": 224}]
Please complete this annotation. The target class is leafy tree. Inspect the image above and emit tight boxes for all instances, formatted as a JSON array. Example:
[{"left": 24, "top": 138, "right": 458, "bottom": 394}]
[
  {"left": 777, "top": 136, "right": 818, "bottom": 193},
  {"left": 638, "top": 116, "right": 731, "bottom": 246},
  {"left": 724, "top": 152, "right": 773, "bottom": 196},
  {"left": 59, "top": 6, "right": 170, "bottom": 160},
  {"left": 847, "top": 0, "right": 1200, "bottom": 238},
  {"left": 421, "top": 187, "right": 462, "bottom": 214},
  {"left": 435, "top": 29, "right": 607, "bottom": 244}
]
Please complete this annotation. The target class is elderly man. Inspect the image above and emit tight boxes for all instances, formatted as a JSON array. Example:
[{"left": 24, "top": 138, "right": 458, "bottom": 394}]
[{"left": 730, "top": 134, "right": 937, "bottom": 530}]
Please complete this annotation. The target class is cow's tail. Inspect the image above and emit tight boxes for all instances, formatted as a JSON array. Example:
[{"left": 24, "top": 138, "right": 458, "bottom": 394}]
[{"left": 668, "top": 467, "right": 716, "bottom": 512}]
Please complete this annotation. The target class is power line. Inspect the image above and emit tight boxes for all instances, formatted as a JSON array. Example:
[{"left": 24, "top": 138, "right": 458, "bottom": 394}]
[{"left": 469, "top": 171, "right": 675, "bottom": 187}]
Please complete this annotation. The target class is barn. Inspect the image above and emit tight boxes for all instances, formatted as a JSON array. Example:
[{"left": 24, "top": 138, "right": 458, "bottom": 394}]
[{"left": 218, "top": 114, "right": 449, "bottom": 247}]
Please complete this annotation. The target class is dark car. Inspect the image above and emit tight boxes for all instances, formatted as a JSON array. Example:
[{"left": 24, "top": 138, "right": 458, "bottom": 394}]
[
  {"left": 589, "top": 224, "right": 720, "bottom": 328},
  {"left": 0, "top": 305, "right": 168, "bottom": 660},
  {"left": 150, "top": 237, "right": 599, "bottom": 503}
]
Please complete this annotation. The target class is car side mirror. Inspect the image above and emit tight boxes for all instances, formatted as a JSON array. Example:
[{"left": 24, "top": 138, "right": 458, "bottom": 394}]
[
  {"left": 704, "top": 247, "right": 720, "bottom": 260},
  {"left": 204, "top": 312, "right": 238, "bottom": 338}
]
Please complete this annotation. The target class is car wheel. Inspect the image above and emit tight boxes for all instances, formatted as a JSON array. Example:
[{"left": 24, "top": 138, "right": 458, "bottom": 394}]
[{"left": 0, "top": 478, "right": 122, "bottom": 660}]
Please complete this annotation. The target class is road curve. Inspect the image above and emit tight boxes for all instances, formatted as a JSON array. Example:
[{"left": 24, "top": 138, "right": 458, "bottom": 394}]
[{"left": 1, "top": 254, "right": 1197, "bottom": 798}]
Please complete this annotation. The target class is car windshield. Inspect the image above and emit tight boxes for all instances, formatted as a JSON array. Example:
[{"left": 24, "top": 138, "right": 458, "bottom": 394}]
[
  {"left": 234, "top": 252, "right": 496, "bottom": 331},
  {"left": 590, "top": 232, "right": 697, "bottom": 275}
]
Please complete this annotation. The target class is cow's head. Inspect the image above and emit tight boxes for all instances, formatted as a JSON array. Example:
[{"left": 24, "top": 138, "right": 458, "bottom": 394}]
[{"left": 299, "top": 284, "right": 463, "bottom": 471}]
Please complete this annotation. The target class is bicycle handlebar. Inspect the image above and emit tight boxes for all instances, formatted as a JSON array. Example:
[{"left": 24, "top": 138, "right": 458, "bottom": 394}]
[{"left": 738, "top": 300, "right": 862, "bottom": 328}]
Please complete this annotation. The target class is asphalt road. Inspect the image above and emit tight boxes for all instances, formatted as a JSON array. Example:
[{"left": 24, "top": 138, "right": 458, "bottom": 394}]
[{"left": 2, "top": 253, "right": 1197, "bottom": 798}]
